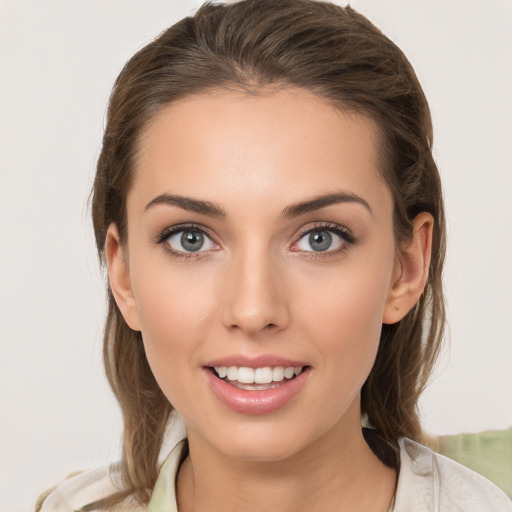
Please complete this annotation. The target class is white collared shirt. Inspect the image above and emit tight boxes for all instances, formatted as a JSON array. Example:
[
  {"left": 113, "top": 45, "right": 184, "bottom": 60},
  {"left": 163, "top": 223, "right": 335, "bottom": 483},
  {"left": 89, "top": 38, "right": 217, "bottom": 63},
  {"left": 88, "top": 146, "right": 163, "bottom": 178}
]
[{"left": 38, "top": 437, "right": 512, "bottom": 511}]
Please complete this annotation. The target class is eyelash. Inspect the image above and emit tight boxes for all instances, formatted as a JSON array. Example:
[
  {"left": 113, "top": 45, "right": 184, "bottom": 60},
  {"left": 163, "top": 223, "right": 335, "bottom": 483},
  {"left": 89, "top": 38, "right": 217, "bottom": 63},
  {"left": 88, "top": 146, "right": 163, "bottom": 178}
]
[
  {"left": 292, "top": 222, "right": 357, "bottom": 259},
  {"left": 154, "top": 221, "right": 357, "bottom": 260},
  {"left": 155, "top": 223, "right": 217, "bottom": 260}
]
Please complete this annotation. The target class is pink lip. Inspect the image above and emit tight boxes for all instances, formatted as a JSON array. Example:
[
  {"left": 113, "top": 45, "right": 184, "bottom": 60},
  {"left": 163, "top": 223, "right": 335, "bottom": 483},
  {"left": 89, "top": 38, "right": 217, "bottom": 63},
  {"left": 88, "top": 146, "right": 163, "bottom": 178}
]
[
  {"left": 204, "top": 355, "right": 308, "bottom": 368},
  {"left": 203, "top": 366, "right": 311, "bottom": 415}
]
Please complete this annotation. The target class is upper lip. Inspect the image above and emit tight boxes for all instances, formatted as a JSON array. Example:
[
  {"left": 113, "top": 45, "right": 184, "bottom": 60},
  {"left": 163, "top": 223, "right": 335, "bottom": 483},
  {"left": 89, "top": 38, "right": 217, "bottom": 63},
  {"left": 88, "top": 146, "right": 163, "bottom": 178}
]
[{"left": 204, "top": 355, "right": 309, "bottom": 369}]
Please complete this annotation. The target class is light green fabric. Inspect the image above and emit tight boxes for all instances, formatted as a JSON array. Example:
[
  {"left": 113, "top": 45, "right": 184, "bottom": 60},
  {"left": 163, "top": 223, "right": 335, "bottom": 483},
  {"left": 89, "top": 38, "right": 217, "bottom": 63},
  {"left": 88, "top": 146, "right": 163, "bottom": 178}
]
[
  {"left": 437, "top": 427, "right": 512, "bottom": 498},
  {"left": 145, "top": 439, "right": 396, "bottom": 511},
  {"left": 146, "top": 433, "right": 512, "bottom": 510},
  {"left": 147, "top": 440, "right": 186, "bottom": 512}
]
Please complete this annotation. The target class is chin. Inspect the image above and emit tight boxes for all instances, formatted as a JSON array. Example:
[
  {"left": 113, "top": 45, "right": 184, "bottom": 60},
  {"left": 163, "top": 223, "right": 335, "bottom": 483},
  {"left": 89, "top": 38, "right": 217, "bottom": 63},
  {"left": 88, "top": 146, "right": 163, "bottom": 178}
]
[
  {"left": 220, "top": 435, "right": 306, "bottom": 463},
  {"left": 206, "top": 417, "right": 327, "bottom": 463}
]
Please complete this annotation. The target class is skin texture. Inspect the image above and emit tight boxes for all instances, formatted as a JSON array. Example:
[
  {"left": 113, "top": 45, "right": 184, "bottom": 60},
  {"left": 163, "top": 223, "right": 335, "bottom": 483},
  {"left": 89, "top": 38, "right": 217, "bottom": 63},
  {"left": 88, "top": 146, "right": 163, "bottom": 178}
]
[{"left": 106, "top": 88, "right": 433, "bottom": 512}]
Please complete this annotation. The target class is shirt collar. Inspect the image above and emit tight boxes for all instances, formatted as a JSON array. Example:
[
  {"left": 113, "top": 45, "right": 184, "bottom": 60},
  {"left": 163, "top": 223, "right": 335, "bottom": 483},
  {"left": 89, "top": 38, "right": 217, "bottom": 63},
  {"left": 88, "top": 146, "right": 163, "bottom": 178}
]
[
  {"left": 147, "top": 439, "right": 187, "bottom": 512},
  {"left": 147, "top": 437, "right": 408, "bottom": 511}
]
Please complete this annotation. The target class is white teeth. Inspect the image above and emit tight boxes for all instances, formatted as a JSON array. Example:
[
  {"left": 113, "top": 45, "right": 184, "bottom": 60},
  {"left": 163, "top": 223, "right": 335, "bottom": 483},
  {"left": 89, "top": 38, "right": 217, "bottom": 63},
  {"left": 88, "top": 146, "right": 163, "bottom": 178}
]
[
  {"left": 255, "top": 367, "right": 273, "bottom": 384},
  {"left": 272, "top": 367, "right": 285, "bottom": 382},
  {"left": 213, "top": 365, "right": 305, "bottom": 384},
  {"left": 227, "top": 366, "right": 238, "bottom": 381},
  {"left": 237, "top": 367, "right": 255, "bottom": 384},
  {"left": 284, "top": 367, "right": 295, "bottom": 379}
]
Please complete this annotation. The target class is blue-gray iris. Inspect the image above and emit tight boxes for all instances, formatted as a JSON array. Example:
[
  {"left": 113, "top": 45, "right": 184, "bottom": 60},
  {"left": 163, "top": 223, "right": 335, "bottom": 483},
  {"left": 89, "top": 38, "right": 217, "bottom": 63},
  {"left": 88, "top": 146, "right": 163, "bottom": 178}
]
[
  {"left": 181, "top": 231, "right": 204, "bottom": 252},
  {"left": 309, "top": 231, "right": 332, "bottom": 251}
]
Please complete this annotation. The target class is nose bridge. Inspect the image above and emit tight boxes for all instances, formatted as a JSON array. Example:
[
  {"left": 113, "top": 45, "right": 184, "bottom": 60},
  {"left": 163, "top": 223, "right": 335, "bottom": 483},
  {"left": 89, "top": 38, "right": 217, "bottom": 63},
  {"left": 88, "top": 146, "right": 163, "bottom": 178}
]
[{"left": 221, "top": 242, "right": 288, "bottom": 334}]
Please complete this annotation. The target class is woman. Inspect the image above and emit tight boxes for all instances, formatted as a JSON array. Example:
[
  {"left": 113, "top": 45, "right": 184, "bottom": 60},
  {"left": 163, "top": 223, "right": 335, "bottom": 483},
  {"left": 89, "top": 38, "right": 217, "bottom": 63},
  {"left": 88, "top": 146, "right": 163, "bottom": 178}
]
[{"left": 37, "top": 1, "right": 512, "bottom": 510}]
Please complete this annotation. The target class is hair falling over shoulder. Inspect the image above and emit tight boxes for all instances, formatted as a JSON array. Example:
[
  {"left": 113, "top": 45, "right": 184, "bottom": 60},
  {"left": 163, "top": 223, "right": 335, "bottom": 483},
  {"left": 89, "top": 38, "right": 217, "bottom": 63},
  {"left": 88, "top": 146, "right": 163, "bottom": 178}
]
[{"left": 89, "top": 0, "right": 446, "bottom": 508}]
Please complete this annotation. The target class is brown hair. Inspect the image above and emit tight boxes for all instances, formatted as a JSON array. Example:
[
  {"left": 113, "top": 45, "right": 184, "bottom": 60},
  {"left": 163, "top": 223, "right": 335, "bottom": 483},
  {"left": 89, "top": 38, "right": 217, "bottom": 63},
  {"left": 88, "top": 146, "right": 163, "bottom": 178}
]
[{"left": 89, "top": 0, "right": 445, "bottom": 508}]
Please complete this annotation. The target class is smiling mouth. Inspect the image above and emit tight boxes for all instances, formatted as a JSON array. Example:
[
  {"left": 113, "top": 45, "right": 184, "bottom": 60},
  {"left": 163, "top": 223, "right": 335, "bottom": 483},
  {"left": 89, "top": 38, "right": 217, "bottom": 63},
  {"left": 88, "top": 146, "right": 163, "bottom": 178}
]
[{"left": 209, "top": 365, "right": 309, "bottom": 390}]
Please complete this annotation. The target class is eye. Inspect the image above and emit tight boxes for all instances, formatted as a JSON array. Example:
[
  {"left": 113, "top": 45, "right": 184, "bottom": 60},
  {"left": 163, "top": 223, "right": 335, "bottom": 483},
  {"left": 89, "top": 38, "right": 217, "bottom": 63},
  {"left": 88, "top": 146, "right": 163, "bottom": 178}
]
[
  {"left": 293, "top": 224, "right": 356, "bottom": 254},
  {"left": 163, "top": 227, "right": 217, "bottom": 254},
  {"left": 296, "top": 229, "right": 341, "bottom": 252}
]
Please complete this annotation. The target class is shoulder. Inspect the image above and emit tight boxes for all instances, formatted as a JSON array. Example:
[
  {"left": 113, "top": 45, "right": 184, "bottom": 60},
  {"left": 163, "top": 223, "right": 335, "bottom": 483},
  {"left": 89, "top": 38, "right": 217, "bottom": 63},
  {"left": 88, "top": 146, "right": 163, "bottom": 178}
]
[
  {"left": 394, "top": 437, "right": 512, "bottom": 511},
  {"left": 37, "top": 421, "right": 188, "bottom": 512},
  {"left": 36, "top": 464, "right": 144, "bottom": 512}
]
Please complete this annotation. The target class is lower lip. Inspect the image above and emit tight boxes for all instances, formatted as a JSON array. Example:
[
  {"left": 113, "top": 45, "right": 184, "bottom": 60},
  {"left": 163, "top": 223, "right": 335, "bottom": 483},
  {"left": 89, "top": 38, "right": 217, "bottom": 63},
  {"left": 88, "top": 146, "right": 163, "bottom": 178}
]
[{"left": 204, "top": 368, "right": 310, "bottom": 415}]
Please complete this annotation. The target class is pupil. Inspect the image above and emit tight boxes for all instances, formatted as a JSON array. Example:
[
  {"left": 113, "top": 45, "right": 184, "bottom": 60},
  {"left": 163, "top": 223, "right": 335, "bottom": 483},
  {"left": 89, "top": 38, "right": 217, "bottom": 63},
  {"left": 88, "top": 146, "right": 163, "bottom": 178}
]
[
  {"left": 309, "top": 231, "right": 332, "bottom": 252},
  {"left": 181, "top": 231, "right": 204, "bottom": 252}
]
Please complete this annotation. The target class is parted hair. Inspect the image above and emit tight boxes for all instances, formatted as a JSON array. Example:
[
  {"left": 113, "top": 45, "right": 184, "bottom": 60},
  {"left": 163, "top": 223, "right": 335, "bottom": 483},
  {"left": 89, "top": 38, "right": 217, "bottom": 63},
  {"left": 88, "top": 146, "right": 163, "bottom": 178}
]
[{"left": 89, "top": 0, "right": 446, "bottom": 508}]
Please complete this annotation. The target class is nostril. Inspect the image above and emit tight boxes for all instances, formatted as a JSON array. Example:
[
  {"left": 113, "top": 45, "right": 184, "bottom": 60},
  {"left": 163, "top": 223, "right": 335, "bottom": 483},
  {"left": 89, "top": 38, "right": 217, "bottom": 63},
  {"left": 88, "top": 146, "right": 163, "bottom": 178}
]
[{"left": 227, "top": 322, "right": 278, "bottom": 332}]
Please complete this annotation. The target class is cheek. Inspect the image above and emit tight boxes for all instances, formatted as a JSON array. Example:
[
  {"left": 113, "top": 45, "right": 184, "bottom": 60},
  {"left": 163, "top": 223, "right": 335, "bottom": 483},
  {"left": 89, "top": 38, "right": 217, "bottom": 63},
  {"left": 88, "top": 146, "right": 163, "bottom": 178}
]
[
  {"left": 129, "top": 256, "right": 219, "bottom": 388},
  {"left": 132, "top": 249, "right": 216, "bottom": 331},
  {"left": 294, "top": 254, "right": 394, "bottom": 367}
]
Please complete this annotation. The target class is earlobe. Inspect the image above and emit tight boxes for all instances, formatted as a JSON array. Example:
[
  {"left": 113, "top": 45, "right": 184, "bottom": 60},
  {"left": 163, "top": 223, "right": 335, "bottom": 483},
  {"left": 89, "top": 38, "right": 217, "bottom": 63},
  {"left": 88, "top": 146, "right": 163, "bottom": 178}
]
[
  {"left": 105, "top": 223, "right": 141, "bottom": 331},
  {"left": 383, "top": 212, "right": 433, "bottom": 324}
]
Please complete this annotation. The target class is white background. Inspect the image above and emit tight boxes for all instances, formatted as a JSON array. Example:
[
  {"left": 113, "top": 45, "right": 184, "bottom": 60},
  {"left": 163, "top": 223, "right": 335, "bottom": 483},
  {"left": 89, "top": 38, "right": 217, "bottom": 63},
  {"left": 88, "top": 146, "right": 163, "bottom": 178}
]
[{"left": 1, "top": 1, "right": 511, "bottom": 511}]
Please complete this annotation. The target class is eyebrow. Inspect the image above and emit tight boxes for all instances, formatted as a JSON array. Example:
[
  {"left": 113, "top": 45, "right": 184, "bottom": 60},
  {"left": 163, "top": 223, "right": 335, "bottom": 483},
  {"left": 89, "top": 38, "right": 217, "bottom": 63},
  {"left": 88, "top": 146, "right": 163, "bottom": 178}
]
[
  {"left": 144, "top": 190, "right": 372, "bottom": 218},
  {"left": 280, "top": 191, "right": 373, "bottom": 219},
  {"left": 144, "top": 194, "right": 226, "bottom": 217}
]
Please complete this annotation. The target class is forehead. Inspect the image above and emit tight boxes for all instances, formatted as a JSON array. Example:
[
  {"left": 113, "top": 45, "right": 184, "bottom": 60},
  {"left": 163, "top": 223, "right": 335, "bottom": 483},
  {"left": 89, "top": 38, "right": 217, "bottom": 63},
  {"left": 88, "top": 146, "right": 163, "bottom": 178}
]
[{"left": 129, "top": 88, "right": 391, "bottom": 218}]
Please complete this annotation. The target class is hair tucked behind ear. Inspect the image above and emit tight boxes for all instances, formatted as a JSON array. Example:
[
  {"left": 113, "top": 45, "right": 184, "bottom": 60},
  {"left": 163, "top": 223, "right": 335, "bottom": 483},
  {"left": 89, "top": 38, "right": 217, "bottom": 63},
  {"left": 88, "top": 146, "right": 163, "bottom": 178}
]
[{"left": 89, "top": 0, "right": 445, "bottom": 508}]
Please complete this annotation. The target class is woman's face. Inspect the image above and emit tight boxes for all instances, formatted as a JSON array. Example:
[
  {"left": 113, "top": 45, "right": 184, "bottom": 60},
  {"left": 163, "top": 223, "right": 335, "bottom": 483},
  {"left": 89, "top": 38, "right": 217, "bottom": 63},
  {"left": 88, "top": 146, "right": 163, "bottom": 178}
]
[{"left": 111, "top": 88, "right": 403, "bottom": 461}]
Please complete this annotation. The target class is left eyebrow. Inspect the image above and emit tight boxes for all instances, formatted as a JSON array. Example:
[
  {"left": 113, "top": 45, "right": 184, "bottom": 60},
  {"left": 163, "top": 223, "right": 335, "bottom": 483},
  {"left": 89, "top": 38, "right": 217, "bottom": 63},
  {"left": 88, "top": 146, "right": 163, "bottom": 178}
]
[{"left": 280, "top": 191, "right": 373, "bottom": 219}]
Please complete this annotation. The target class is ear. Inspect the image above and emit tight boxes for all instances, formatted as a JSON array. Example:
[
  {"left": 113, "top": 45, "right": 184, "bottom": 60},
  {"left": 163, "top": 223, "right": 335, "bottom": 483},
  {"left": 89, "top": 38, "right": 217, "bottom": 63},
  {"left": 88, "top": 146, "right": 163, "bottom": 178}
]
[
  {"left": 105, "top": 223, "right": 141, "bottom": 331},
  {"left": 383, "top": 212, "right": 433, "bottom": 324}
]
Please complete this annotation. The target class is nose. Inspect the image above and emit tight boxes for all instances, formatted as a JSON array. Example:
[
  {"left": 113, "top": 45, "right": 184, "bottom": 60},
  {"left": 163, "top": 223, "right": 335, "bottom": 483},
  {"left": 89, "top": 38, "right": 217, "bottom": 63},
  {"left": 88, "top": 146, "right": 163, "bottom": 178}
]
[{"left": 221, "top": 248, "right": 289, "bottom": 336}]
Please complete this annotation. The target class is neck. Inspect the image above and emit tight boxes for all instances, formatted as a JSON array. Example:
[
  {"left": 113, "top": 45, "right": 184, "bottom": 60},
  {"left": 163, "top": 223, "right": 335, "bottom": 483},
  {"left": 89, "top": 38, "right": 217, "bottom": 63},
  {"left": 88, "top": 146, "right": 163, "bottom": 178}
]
[{"left": 176, "top": 408, "right": 396, "bottom": 512}]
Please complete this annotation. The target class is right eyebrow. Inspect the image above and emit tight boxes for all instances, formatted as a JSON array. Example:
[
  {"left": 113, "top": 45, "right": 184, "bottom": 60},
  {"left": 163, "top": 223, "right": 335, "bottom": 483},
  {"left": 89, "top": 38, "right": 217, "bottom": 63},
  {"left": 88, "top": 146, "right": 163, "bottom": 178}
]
[{"left": 144, "top": 194, "right": 226, "bottom": 217}]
